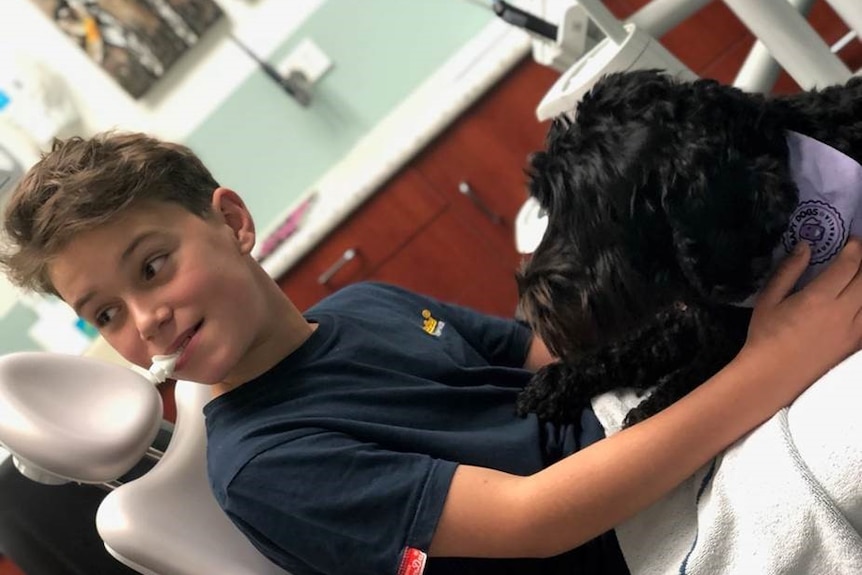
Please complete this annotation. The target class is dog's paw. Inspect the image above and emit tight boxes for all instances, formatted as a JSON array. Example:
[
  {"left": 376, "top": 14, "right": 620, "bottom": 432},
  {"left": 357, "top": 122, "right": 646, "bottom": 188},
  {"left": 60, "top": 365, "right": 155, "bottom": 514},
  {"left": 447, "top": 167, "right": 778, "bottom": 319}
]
[
  {"left": 516, "top": 363, "right": 589, "bottom": 424},
  {"left": 621, "top": 379, "right": 688, "bottom": 427},
  {"left": 622, "top": 405, "right": 652, "bottom": 428},
  {"left": 516, "top": 389, "right": 587, "bottom": 424},
  {"left": 516, "top": 388, "right": 559, "bottom": 419}
]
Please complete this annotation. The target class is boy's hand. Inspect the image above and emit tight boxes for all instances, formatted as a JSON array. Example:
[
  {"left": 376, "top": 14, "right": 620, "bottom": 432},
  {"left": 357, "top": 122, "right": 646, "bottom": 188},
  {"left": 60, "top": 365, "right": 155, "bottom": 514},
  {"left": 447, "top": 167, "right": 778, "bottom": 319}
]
[{"left": 744, "top": 238, "right": 862, "bottom": 392}]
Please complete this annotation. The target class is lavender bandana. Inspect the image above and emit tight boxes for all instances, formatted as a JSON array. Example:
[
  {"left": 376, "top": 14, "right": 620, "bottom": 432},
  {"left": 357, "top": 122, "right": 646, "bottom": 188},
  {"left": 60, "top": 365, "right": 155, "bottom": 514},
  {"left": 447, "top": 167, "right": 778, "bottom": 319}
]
[{"left": 777, "top": 131, "right": 862, "bottom": 288}]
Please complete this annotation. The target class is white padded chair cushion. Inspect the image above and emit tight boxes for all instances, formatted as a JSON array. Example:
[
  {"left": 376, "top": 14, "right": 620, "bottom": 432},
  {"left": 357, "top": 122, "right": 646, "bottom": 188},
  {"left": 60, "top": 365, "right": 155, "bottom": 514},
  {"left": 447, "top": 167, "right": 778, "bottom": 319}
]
[
  {"left": 0, "top": 352, "right": 162, "bottom": 483},
  {"left": 97, "top": 381, "right": 292, "bottom": 575}
]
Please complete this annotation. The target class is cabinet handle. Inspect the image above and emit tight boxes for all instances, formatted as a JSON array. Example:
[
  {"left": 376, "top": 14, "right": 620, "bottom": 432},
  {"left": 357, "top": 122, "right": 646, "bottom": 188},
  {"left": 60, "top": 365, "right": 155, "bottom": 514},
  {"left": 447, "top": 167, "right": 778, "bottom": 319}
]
[
  {"left": 317, "top": 248, "right": 357, "bottom": 285},
  {"left": 458, "top": 181, "right": 502, "bottom": 224}
]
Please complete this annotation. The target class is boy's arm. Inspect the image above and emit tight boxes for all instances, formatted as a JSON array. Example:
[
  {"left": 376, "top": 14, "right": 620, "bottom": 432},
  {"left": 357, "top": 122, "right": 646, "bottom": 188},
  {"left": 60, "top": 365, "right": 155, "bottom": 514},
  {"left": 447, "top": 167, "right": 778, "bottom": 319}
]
[
  {"left": 430, "top": 239, "right": 862, "bottom": 559},
  {"left": 522, "top": 335, "right": 556, "bottom": 372}
]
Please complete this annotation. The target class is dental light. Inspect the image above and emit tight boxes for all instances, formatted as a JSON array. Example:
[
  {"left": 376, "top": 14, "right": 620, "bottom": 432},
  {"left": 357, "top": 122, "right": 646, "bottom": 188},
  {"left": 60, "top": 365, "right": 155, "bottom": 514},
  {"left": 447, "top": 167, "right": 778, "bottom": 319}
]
[{"left": 534, "top": 0, "right": 695, "bottom": 121}]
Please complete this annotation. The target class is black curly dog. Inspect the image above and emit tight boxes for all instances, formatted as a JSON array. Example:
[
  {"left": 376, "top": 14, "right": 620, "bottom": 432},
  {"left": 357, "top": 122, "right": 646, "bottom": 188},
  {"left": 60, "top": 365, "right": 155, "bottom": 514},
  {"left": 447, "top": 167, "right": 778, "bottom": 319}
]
[{"left": 516, "top": 69, "right": 862, "bottom": 427}]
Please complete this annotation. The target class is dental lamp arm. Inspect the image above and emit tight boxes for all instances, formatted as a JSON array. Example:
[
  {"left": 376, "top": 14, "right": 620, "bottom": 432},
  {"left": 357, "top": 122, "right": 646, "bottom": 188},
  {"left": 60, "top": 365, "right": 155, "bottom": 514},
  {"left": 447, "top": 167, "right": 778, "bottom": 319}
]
[{"left": 492, "top": 0, "right": 558, "bottom": 41}]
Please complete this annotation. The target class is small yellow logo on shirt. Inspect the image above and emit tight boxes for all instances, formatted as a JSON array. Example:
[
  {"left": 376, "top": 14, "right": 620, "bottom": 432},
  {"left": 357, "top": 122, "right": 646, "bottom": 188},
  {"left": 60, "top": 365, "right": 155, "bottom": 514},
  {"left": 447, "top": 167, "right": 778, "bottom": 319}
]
[{"left": 421, "top": 309, "right": 445, "bottom": 337}]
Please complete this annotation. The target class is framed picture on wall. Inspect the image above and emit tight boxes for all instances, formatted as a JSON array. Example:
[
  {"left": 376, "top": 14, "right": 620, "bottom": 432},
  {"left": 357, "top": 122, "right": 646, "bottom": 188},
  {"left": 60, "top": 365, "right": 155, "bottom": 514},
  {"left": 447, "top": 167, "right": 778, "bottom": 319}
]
[{"left": 30, "top": 0, "right": 224, "bottom": 99}]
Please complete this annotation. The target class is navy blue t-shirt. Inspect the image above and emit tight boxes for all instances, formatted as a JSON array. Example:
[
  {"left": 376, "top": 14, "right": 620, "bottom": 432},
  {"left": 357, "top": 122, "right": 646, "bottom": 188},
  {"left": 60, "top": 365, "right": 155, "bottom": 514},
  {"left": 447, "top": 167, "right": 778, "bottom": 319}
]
[{"left": 204, "top": 282, "right": 623, "bottom": 575}]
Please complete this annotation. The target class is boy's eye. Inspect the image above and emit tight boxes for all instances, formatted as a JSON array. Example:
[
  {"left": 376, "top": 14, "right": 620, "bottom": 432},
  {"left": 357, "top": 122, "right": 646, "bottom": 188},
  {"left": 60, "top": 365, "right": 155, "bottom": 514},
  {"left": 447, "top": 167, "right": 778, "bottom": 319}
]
[
  {"left": 144, "top": 255, "right": 167, "bottom": 280},
  {"left": 95, "top": 307, "right": 118, "bottom": 327}
]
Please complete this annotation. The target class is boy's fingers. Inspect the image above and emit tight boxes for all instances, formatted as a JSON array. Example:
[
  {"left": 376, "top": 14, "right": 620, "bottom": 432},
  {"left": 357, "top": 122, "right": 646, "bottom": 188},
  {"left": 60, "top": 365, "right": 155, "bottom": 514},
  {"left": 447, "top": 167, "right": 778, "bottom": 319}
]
[
  {"left": 756, "top": 240, "right": 811, "bottom": 309},
  {"left": 837, "top": 244, "right": 862, "bottom": 302},
  {"left": 808, "top": 237, "right": 862, "bottom": 296}
]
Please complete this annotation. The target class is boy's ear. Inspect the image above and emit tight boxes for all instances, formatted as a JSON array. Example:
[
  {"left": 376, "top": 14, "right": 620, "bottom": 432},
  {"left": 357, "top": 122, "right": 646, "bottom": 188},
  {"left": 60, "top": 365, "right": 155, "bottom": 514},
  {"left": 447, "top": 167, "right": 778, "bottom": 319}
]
[{"left": 211, "top": 187, "right": 256, "bottom": 254}]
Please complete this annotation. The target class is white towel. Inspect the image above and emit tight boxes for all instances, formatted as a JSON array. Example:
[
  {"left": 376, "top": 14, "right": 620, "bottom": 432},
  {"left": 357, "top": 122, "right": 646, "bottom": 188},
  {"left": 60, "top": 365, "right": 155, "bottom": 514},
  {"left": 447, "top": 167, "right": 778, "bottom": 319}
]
[{"left": 592, "top": 350, "right": 862, "bottom": 574}]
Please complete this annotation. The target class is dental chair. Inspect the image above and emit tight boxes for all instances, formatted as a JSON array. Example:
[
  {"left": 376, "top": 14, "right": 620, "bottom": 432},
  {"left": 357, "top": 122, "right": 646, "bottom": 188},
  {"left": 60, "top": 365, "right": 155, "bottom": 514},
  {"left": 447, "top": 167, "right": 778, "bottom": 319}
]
[
  {"left": 531, "top": 0, "right": 861, "bottom": 122},
  {"left": 0, "top": 352, "right": 291, "bottom": 575}
]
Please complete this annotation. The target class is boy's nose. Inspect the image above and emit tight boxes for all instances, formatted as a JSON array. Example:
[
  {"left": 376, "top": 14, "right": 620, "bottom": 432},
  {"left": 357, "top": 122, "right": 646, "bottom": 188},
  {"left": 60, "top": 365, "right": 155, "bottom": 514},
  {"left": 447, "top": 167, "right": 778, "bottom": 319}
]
[{"left": 133, "top": 302, "right": 173, "bottom": 341}]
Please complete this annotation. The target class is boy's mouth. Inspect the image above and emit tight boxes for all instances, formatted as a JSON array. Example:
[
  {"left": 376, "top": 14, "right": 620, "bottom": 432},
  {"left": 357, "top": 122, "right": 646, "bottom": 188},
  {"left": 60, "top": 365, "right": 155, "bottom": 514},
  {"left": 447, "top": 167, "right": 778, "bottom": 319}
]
[
  {"left": 172, "top": 320, "right": 203, "bottom": 371},
  {"left": 172, "top": 321, "right": 202, "bottom": 354}
]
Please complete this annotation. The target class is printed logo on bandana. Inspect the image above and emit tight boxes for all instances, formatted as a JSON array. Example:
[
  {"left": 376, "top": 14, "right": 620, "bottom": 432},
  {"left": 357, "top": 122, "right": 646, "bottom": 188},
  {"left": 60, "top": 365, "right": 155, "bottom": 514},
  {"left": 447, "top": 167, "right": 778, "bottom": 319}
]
[
  {"left": 397, "top": 547, "right": 427, "bottom": 575},
  {"left": 782, "top": 200, "right": 847, "bottom": 264},
  {"left": 421, "top": 309, "right": 445, "bottom": 337}
]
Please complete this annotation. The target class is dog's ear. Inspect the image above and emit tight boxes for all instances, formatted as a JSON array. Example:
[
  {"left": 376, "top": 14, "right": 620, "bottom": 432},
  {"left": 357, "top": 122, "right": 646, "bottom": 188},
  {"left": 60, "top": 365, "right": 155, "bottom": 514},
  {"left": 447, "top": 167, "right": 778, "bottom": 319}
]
[
  {"left": 522, "top": 77, "right": 686, "bottom": 357},
  {"left": 516, "top": 213, "right": 669, "bottom": 361},
  {"left": 635, "top": 76, "right": 800, "bottom": 303},
  {"left": 662, "top": 146, "right": 798, "bottom": 302}
]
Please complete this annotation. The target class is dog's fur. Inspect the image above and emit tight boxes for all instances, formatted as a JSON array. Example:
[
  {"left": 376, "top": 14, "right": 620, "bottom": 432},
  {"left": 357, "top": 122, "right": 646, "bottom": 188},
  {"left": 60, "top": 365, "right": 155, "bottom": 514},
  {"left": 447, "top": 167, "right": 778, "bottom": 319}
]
[{"left": 516, "top": 69, "right": 862, "bottom": 427}]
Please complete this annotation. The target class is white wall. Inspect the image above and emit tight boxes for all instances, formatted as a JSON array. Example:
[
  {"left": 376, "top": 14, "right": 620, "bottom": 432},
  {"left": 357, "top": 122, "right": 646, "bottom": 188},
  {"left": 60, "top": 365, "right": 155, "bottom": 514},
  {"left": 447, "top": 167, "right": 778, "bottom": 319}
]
[{"left": 0, "top": 0, "right": 325, "bottom": 141}]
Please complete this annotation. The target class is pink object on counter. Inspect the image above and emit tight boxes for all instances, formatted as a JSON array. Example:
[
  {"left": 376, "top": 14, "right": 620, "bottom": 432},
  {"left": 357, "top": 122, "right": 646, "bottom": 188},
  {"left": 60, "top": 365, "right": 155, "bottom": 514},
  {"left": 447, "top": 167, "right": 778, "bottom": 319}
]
[{"left": 256, "top": 194, "right": 317, "bottom": 262}]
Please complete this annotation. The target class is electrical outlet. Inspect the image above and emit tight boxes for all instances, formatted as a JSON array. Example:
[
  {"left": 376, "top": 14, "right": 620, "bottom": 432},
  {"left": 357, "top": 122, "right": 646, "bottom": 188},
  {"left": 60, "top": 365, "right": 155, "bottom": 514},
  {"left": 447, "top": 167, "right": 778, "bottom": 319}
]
[{"left": 277, "top": 38, "right": 333, "bottom": 84}]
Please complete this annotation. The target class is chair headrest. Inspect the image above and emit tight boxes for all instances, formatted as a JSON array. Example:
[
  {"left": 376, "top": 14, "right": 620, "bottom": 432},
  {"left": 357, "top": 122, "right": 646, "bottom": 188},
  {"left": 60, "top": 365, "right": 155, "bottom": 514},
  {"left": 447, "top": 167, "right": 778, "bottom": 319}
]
[{"left": 0, "top": 352, "right": 163, "bottom": 484}]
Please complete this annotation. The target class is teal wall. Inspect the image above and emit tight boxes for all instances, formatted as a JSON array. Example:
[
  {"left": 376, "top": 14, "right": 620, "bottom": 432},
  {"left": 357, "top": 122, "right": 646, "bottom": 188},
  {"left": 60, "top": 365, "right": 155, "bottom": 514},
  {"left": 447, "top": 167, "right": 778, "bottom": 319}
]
[
  {"left": 184, "top": 0, "right": 494, "bottom": 231},
  {"left": 0, "top": 0, "right": 495, "bottom": 353},
  {"left": 0, "top": 302, "right": 37, "bottom": 353}
]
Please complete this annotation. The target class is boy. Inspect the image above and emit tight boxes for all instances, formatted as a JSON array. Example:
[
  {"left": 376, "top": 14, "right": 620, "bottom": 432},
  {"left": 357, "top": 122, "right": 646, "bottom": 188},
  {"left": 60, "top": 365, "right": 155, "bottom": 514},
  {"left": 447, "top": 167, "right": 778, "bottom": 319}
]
[{"left": 3, "top": 132, "right": 862, "bottom": 575}]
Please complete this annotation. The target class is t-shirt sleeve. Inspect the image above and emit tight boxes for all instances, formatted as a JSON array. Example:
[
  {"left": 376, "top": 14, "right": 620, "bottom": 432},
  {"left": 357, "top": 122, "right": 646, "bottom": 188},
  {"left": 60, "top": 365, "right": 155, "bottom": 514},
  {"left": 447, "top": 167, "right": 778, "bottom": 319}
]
[
  {"left": 435, "top": 300, "right": 533, "bottom": 368},
  {"left": 220, "top": 430, "right": 457, "bottom": 575}
]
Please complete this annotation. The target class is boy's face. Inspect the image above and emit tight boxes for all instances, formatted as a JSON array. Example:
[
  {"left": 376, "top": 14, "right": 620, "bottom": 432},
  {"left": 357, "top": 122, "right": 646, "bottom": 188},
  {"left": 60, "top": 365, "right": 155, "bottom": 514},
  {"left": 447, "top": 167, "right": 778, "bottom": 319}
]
[{"left": 49, "top": 191, "right": 268, "bottom": 385}]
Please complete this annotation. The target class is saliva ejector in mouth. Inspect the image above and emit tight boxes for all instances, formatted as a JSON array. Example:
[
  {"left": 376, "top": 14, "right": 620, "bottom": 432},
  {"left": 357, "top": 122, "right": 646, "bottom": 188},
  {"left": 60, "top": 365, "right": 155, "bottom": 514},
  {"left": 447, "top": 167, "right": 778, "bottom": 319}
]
[{"left": 145, "top": 351, "right": 181, "bottom": 384}]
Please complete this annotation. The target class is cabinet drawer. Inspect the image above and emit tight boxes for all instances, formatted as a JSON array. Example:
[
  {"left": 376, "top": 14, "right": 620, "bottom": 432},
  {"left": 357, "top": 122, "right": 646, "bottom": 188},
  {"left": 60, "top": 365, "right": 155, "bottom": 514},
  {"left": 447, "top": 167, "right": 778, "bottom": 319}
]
[
  {"left": 413, "top": 58, "right": 559, "bottom": 267},
  {"left": 371, "top": 208, "right": 520, "bottom": 318},
  {"left": 277, "top": 168, "right": 446, "bottom": 310}
]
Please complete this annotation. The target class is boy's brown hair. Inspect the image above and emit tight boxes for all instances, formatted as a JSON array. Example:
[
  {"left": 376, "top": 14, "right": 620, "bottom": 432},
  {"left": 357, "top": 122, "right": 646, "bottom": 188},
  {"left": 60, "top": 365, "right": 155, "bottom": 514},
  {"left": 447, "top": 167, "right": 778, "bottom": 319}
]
[{"left": 0, "top": 131, "right": 220, "bottom": 295}]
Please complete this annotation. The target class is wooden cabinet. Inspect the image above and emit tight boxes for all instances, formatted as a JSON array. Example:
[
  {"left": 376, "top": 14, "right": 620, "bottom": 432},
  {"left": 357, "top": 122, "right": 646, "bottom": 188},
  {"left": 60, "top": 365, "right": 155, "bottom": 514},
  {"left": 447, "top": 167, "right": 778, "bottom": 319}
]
[
  {"left": 276, "top": 168, "right": 446, "bottom": 312},
  {"left": 370, "top": 208, "right": 525, "bottom": 318},
  {"left": 412, "top": 59, "right": 560, "bottom": 270},
  {"left": 277, "top": 58, "right": 560, "bottom": 316}
]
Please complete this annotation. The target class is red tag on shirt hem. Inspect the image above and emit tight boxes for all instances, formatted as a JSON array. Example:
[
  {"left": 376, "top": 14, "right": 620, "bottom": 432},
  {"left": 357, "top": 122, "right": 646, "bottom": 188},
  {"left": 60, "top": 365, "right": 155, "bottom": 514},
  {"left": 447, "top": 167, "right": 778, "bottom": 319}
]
[{"left": 397, "top": 547, "right": 427, "bottom": 575}]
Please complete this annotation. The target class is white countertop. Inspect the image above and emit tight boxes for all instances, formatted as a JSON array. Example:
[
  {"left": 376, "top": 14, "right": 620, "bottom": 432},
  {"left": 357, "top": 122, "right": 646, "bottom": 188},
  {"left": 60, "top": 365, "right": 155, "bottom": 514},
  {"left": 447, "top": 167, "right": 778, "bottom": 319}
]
[{"left": 256, "top": 20, "right": 533, "bottom": 279}]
